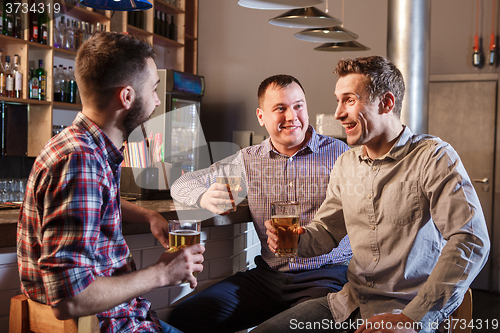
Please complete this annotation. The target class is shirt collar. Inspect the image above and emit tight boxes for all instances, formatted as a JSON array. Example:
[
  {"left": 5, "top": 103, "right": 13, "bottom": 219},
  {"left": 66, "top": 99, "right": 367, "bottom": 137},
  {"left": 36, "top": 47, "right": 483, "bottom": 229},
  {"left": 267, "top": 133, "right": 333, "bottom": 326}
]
[
  {"left": 358, "top": 126, "right": 413, "bottom": 163},
  {"left": 261, "top": 125, "right": 318, "bottom": 158},
  {"left": 73, "top": 112, "right": 124, "bottom": 171}
]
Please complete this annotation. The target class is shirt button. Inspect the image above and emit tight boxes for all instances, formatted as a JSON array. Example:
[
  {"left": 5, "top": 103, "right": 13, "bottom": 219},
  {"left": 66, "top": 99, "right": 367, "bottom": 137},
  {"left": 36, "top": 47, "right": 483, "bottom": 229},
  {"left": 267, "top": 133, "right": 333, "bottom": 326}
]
[
  {"left": 289, "top": 157, "right": 293, "bottom": 162},
  {"left": 367, "top": 282, "right": 373, "bottom": 287},
  {"left": 373, "top": 167, "right": 378, "bottom": 172},
  {"left": 290, "top": 257, "right": 295, "bottom": 263},
  {"left": 371, "top": 225, "right": 376, "bottom": 230},
  {"left": 289, "top": 182, "right": 293, "bottom": 187},
  {"left": 367, "top": 194, "right": 372, "bottom": 199},
  {"left": 373, "top": 257, "right": 378, "bottom": 262}
]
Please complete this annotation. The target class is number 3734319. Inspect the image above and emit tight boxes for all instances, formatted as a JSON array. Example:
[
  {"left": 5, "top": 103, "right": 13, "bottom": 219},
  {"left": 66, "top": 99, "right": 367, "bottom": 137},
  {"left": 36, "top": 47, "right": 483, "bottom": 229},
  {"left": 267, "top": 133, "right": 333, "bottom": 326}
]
[
  {"left": 443, "top": 318, "right": 498, "bottom": 331},
  {"left": 5, "top": 2, "right": 61, "bottom": 14}
]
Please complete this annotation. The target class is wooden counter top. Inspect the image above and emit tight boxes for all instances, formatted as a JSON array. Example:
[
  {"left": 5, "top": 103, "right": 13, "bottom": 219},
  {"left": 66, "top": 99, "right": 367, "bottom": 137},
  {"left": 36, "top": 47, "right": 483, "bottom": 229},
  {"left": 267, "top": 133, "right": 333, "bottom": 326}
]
[{"left": 0, "top": 199, "right": 252, "bottom": 248}]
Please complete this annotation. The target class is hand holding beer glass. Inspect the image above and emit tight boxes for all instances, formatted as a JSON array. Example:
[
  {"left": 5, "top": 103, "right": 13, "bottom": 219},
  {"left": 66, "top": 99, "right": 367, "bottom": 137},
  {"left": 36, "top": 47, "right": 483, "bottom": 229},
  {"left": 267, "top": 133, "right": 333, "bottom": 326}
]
[
  {"left": 216, "top": 164, "right": 241, "bottom": 213},
  {"left": 270, "top": 201, "right": 301, "bottom": 258},
  {"left": 167, "top": 220, "right": 202, "bottom": 277}
]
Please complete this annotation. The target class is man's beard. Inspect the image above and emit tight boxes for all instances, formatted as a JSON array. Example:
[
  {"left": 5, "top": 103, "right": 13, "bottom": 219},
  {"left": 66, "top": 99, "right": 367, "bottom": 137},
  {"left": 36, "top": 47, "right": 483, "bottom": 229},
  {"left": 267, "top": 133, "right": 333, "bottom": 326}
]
[{"left": 123, "top": 95, "right": 150, "bottom": 139}]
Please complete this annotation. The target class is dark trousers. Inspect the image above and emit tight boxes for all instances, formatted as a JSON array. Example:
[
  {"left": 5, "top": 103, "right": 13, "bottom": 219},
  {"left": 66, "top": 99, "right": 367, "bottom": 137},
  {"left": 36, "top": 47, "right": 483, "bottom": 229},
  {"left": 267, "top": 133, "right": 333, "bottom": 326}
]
[{"left": 168, "top": 255, "right": 348, "bottom": 333}]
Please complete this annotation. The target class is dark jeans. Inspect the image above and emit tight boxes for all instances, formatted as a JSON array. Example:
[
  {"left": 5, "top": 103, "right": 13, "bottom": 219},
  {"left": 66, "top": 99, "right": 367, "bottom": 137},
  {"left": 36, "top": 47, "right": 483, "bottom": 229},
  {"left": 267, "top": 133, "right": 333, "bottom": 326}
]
[{"left": 168, "top": 255, "right": 348, "bottom": 333}]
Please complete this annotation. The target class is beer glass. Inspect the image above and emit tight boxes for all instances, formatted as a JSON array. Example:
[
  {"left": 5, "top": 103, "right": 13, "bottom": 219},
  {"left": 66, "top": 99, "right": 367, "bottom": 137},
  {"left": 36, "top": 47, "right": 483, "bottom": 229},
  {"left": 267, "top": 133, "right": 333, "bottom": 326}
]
[
  {"left": 167, "top": 220, "right": 201, "bottom": 253},
  {"left": 216, "top": 163, "right": 241, "bottom": 212},
  {"left": 271, "top": 201, "right": 300, "bottom": 258}
]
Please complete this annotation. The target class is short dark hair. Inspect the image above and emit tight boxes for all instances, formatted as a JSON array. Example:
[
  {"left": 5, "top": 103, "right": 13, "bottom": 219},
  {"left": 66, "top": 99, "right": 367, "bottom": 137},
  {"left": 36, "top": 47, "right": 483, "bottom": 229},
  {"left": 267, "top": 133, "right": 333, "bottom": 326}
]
[
  {"left": 257, "top": 74, "right": 305, "bottom": 108},
  {"left": 75, "top": 32, "right": 155, "bottom": 110},
  {"left": 334, "top": 56, "right": 405, "bottom": 117}
]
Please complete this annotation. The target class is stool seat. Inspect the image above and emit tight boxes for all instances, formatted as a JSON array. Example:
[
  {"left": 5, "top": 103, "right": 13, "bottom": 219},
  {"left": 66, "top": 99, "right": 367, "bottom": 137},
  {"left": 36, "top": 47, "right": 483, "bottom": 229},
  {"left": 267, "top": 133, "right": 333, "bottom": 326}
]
[{"left": 9, "top": 294, "right": 99, "bottom": 333}]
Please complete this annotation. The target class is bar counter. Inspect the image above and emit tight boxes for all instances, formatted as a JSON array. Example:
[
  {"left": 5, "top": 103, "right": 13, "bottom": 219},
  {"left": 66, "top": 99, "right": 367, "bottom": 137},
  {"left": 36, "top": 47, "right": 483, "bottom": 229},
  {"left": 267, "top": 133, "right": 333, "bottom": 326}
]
[{"left": 0, "top": 199, "right": 252, "bottom": 248}]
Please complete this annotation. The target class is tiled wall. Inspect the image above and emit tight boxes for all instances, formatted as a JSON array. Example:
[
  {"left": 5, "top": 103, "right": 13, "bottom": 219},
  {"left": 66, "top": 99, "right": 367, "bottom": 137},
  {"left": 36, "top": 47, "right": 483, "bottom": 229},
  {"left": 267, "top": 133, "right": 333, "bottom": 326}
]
[{"left": 0, "top": 222, "right": 260, "bottom": 332}]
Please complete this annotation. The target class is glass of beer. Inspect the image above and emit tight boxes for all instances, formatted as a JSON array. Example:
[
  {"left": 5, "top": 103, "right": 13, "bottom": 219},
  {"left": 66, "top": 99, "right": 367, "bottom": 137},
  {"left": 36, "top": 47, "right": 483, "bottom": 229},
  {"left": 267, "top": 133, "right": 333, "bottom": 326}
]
[
  {"left": 167, "top": 220, "right": 201, "bottom": 253},
  {"left": 216, "top": 163, "right": 241, "bottom": 212},
  {"left": 271, "top": 201, "right": 300, "bottom": 258}
]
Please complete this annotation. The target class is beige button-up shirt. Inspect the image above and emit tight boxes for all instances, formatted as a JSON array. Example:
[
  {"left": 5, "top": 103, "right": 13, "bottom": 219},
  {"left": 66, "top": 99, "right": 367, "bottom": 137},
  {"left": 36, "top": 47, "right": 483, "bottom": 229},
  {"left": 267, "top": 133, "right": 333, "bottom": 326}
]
[{"left": 299, "top": 126, "right": 490, "bottom": 332}]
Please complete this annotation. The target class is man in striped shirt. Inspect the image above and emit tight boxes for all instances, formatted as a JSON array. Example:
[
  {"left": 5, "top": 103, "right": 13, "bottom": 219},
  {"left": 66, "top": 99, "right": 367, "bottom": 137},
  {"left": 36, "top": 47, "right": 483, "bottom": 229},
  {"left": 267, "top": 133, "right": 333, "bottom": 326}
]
[{"left": 169, "top": 74, "right": 352, "bottom": 332}]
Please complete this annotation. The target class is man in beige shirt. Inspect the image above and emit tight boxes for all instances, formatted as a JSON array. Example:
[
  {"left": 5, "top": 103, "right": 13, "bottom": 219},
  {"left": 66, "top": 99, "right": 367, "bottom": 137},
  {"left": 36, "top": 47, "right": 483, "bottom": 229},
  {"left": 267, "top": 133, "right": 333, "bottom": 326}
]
[{"left": 256, "top": 56, "right": 490, "bottom": 333}]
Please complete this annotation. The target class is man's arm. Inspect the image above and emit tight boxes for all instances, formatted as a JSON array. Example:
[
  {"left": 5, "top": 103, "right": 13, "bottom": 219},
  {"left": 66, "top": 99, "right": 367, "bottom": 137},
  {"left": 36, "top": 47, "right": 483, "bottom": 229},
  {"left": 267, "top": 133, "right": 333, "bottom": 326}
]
[
  {"left": 401, "top": 143, "right": 490, "bottom": 326},
  {"left": 52, "top": 243, "right": 205, "bottom": 320},
  {"left": 121, "top": 199, "right": 170, "bottom": 248}
]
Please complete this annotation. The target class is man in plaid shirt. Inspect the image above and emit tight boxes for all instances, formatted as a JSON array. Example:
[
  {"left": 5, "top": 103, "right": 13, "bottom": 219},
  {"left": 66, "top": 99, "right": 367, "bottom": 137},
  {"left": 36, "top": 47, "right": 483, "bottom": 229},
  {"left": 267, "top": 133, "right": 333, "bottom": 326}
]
[
  {"left": 169, "top": 74, "right": 352, "bottom": 332},
  {"left": 17, "top": 32, "right": 204, "bottom": 333}
]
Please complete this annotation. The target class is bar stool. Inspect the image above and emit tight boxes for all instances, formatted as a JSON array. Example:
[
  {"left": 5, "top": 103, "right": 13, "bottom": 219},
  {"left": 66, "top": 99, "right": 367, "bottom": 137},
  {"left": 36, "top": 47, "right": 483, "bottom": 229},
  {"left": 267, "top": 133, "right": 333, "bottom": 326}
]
[{"left": 9, "top": 294, "right": 100, "bottom": 333}]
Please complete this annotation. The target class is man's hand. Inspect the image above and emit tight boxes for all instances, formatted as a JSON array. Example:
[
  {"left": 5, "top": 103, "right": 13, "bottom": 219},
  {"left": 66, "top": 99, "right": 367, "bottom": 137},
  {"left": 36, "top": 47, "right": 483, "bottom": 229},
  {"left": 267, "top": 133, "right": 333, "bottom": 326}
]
[
  {"left": 354, "top": 313, "right": 419, "bottom": 333},
  {"left": 149, "top": 211, "right": 170, "bottom": 248},
  {"left": 157, "top": 244, "right": 205, "bottom": 289},
  {"left": 264, "top": 219, "right": 305, "bottom": 254},
  {"left": 199, "top": 182, "right": 241, "bottom": 215}
]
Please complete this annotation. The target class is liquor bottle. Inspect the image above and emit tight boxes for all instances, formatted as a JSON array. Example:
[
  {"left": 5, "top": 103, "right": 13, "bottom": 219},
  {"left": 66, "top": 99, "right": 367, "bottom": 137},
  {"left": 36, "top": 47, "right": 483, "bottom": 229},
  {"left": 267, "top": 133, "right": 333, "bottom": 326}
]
[
  {"left": 29, "top": 68, "right": 38, "bottom": 99},
  {"left": 12, "top": 54, "right": 22, "bottom": 98},
  {"left": 169, "top": 15, "right": 176, "bottom": 41},
  {"left": 55, "top": 16, "right": 66, "bottom": 49},
  {"left": 5, "top": 55, "right": 14, "bottom": 97},
  {"left": 3, "top": 0, "right": 13, "bottom": 36},
  {"left": 154, "top": 10, "right": 159, "bottom": 35},
  {"left": 35, "top": 59, "right": 46, "bottom": 100},
  {"left": 74, "top": 21, "right": 81, "bottom": 51},
  {"left": 38, "top": 1, "right": 49, "bottom": 44},
  {"left": 0, "top": 0, "right": 3, "bottom": 34},
  {"left": 161, "top": 11, "right": 168, "bottom": 38},
  {"left": 13, "top": 9, "right": 21, "bottom": 38},
  {"left": 65, "top": 18, "right": 74, "bottom": 51},
  {"left": 0, "top": 49, "right": 5, "bottom": 97},
  {"left": 66, "top": 66, "right": 77, "bottom": 103},
  {"left": 53, "top": 64, "right": 66, "bottom": 102},
  {"left": 29, "top": 4, "right": 38, "bottom": 42}
]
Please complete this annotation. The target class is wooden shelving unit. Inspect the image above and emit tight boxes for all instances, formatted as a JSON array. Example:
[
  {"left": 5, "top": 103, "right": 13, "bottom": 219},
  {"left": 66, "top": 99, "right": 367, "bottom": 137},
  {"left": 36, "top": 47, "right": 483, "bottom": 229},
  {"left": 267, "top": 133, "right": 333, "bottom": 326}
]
[{"left": 0, "top": 0, "right": 198, "bottom": 157}]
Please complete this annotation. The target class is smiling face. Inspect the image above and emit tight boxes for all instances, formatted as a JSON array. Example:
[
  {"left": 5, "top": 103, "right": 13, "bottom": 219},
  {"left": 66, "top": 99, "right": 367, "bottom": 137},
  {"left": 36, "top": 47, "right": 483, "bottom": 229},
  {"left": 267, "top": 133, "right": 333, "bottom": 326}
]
[
  {"left": 334, "top": 73, "right": 384, "bottom": 148},
  {"left": 123, "top": 58, "right": 161, "bottom": 137},
  {"left": 256, "top": 82, "right": 310, "bottom": 156}
]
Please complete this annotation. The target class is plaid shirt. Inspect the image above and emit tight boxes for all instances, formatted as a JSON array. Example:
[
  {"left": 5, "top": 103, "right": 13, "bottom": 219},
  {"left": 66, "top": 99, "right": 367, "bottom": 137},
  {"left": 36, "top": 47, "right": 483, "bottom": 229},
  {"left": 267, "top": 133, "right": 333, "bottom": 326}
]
[
  {"left": 171, "top": 126, "right": 352, "bottom": 271},
  {"left": 17, "top": 113, "right": 162, "bottom": 332}
]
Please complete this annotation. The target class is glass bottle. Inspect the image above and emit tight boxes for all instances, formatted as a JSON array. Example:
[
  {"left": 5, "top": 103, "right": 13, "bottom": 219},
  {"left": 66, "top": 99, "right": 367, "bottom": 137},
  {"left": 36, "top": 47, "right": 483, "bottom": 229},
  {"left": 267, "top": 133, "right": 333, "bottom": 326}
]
[
  {"left": 65, "top": 18, "right": 74, "bottom": 51},
  {"left": 29, "top": 2, "right": 39, "bottom": 42},
  {"left": 5, "top": 55, "right": 14, "bottom": 97},
  {"left": 13, "top": 9, "right": 21, "bottom": 38},
  {"left": 0, "top": 49, "right": 6, "bottom": 97},
  {"left": 169, "top": 15, "right": 176, "bottom": 41},
  {"left": 38, "top": 0, "right": 49, "bottom": 44},
  {"left": 3, "top": 0, "right": 13, "bottom": 36},
  {"left": 56, "top": 16, "right": 66, "bottom": 49},
  {"left": 36, "top": 59, "right": 46, "bottom": 100},
  {"left": 13, "top": 54, "right": 22, "bottom": 98},
  {"left": 67, "top": 66, "right": 77, "bottom": 103},
  {"left": 53, "top": 64, "right": 66, "bottom": 102},
  {"left": 29, "top": 68, "right": 38, "bottom": 99}
]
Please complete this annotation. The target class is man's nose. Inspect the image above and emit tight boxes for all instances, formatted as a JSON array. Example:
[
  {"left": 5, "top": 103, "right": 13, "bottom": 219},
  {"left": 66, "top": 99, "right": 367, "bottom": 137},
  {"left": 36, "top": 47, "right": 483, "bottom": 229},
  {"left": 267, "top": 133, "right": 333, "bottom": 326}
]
[
  {"left": 284, "top": 108, "right": 298, "bottom": 121},
  {"left": 334, "top": 104, "right": 345, "bottom": 120}
]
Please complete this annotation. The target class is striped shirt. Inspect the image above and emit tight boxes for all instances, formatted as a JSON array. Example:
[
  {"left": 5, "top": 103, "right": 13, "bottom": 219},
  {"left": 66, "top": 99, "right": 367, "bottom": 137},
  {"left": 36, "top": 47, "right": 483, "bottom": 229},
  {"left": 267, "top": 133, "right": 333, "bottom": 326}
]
[
  {"left": 171, "top": 126, "right": 352, "bottom": 271},
  {"left": 17, "top": 113, "right": 162, "bottom": 332}
]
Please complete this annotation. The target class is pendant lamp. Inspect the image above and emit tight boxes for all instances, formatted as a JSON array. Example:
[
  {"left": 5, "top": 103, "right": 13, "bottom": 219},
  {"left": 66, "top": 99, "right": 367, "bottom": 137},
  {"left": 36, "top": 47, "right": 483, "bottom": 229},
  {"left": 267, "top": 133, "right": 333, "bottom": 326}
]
[
  {"left": 294, "top": 26, "right": 358, "bottom": 43},
  {"left": 269, "top": 7, "right": 341, "bottom": 28},
  {"left": 238, "top": 0, "right": 323, "bottom": 10},
  {"left": 80, "top": 0, "right": 152, "bottom": 11},
  {"left": 314, "top": 40, "right": 370, "bottom": 51}
]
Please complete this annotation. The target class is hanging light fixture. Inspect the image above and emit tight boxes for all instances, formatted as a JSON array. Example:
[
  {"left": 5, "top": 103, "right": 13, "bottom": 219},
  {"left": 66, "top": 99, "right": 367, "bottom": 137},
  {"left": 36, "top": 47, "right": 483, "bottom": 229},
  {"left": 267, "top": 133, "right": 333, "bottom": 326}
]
[
  {"left": 80, "top": 0, "right": 152, "bottom": 11},
  {"left": 269, "top": 7, "right": 341, "bottom": 28},
  {"left": 294, "top": 26, "right": 357, "bottom": 42},
  {"left": 238, "top": 0, "right": 324, "bottom": 10},
  {"left": 294, "top": 0, "right": 360, "bottom": 44},
  {"left": 314, "top": 40, "right": 370, "bottom": 51}
]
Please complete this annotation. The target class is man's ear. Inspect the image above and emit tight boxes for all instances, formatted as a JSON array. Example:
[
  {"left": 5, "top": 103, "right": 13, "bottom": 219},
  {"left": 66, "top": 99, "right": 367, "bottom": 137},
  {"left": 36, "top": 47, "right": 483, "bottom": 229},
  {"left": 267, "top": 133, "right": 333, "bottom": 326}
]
[
  {"left": 119, "top": 86, "right": 135, "bottom": 110},
  {"left": 256, "top": 108, "right": 265, "bottom": 127},
  {"left": 381, "top": 92, "right": 395, "bottom": 114}
]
